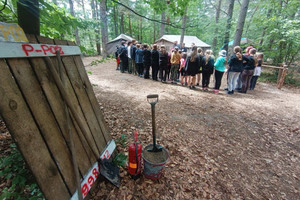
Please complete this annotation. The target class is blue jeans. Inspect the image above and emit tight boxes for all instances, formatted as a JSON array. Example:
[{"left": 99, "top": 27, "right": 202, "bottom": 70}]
[{"left": 227, "top": 72, "right": 240, "bottom": 92}]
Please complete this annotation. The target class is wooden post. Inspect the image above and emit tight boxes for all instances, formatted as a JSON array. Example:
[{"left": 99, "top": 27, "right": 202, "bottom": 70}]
[
  {"left": 277, "top": 65, "right": 288, "bottom": 89},
  {"left": 277, "top": 64, "right": 283, "bottom": 84}
]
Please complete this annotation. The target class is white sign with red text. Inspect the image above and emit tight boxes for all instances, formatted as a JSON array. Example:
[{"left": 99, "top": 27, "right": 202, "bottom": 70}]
[
  {"left": 0, "top": 42, "right": 81, "bottom": 58},
  {"left": 70, "top": 140, "right": 116, "bottom": 200}
]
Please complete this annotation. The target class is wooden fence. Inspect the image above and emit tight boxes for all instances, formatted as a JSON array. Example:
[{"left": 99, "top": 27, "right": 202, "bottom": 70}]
[
  {"left": 261, "top": 63, "right": 288, "bottom": 89},
  {"left": 0, "top": 34, "right": 111, "bottom": 199}
]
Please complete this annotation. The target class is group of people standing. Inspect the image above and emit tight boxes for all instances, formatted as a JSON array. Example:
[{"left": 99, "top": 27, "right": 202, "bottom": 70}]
[{"left": 115, "top": 40, "right": 262, "bottom": 95}]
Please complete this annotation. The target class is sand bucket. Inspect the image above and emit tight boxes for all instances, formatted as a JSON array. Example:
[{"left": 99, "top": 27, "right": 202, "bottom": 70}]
[{"left": 142, "top": 144, "right": 169, "bottom": 180}]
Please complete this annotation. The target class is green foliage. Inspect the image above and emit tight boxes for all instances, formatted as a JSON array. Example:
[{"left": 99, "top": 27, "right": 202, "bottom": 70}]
[
  {"left": 90, "top": 57, "right": 111, "bottom": 66},
  {"left": 115, "top": 134, "right": 128, "bottom": 148},
  {"left": 0, "top": 144, "right": 44, "bottom": 200},
  {"left": 260, "top": 71, "right": 300, "bottom": 87},
  {"left": 113, "top": 153, "right": 128, "bottom": 169}
]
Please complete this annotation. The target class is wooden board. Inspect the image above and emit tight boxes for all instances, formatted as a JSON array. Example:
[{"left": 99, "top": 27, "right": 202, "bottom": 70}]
[{"left": 0, "top": 59, "right": 70, "bottom": 200}]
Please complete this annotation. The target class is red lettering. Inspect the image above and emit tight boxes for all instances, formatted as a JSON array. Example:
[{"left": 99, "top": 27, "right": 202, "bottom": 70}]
[
  {"left": 55, "top": 46, "right": 64, "bottom": 55},
  {"left": 41, "top": 44, "right": 50, "bottom": 55},
  {"left": 81, "top": 183, "right": 89, "bottom": 197},
  {"left": 22, "top": 44, "right": 34, "bottom": 56},
  {"left": 50, "top": 46, "right": 56, "bottom": 54},
  {"left": 88, "top": 176, "right": 95, "bottom": 187},
  {"left": 92, "top": 168, "right": 99, "bottom": 179}
]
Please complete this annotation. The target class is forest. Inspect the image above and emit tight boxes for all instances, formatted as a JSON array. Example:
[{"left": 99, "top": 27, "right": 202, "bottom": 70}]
[{"left": 1, "top": 0, "right": 300, "bottom": 67}]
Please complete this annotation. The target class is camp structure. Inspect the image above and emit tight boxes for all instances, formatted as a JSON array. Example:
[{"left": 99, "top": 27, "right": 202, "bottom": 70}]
[
  {"left": 106, "top": 34, "right": 135, "bottom": 55},
  {"left": 155, "top": 35, "right": 211, "bottom": 52}
]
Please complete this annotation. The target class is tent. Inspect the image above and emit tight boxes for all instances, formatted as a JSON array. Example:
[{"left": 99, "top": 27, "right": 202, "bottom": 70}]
[
  {"left": 106, "top": 34, "right": 135, "bottom": 55},
  {"left": 155, "top": 35, "right": 211, "bottom": 52}
]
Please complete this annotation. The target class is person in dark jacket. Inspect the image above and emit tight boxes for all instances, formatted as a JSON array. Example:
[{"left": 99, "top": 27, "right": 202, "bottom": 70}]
[
  {"left": 227, "top": 46, "right": 247, "bottom": 94},
  {"left": 143, "top": 44, "right": 151, "bottom": 79},
  {"left": 135, "top": 44, "right": 144, "bottom": 77},
  {"left": 201, "top": 50, "right": 215, "bottom": 91},
  {"left": 151, "top": 44, "right": 160, "bottom": 81},
  {"left": 119, "top": 41, "right": 128, "bottom": 73},
  {"left": 185, "top": 46, "right": 200, "bottom": 89},
  {"left": 240, "top": 48, "right": 256, "bottom": 93},
  {"left": 130, "top": 40, "right": 137, "bottom": 75},
  {"left": 159, "top": 45, "right": 169, "bottom": 82}
]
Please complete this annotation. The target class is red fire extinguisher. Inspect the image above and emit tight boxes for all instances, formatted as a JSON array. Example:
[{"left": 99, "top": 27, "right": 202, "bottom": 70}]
[{"left": 128, "top": 131, "right": 142, "bottom": 179}]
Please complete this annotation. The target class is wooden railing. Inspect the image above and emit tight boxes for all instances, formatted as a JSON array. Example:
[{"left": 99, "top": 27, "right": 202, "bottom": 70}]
[{"left": 261, "top": 63, "right": 288, "bottom": 89}]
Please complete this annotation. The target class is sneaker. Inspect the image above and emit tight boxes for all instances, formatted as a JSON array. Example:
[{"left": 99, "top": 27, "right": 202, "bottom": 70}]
[
  {"left": 227, "top": 91, "right": 233, "bottom": 95},
  {"left": 192, "top": 86, "right": 196, "bottom": 89},
  {"left": 168, "top": 78, "right": 171, "bottom": 81},
  {"left": 189, "top": 86, "right": 192, "bottom": 89},
  {"left": 196, "top": 83, "right": 199, "bottom": 86},
  {"left": 185, "top": 82, "right": 188, "bottom": 86},
  {"left": 214, "top": 90, "right": 219, "bottom": 94}
]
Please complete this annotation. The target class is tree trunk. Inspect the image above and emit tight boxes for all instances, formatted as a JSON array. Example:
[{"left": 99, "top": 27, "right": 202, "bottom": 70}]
[
  {"left": 69, "top": 0, "right": 81, "bottom": 46},
  {"left": 100, "top": 0, "right": 108, "bottom": 56},
  {"left": 91, "top": 0, "right": 101, "bottom": 55},
  {"left": 233, "top": 0, "right": 250, "bottom": 47},
  {"left": 223, "top": 0, "right": 234, "bottom": 54},
  {"left": 128, "top": 14, "right": 132, "bottom": 36},
  {"left": 81, "top": 0, "right": 86, "bottom": 18},
  {"left": 160, "top": 11, "right": 165, "bottom": 37},
  {"left": 17, "top": 0, "right": 40, "bottom": 35},
  {"left": 113, "top": 5, "right": 118, "bottom": 37},
  {"left": 140, "top": 17, "right": 143, "bottom": 42},
  {"left": 120, "top": 14, "right": 124, "bottom": 34},
  {"left": 180, "top": 7, "right": 188, "bottom": 46},
  {"left": 166, "top": 17, "right": 170, "bottom": 34},
  {"left": 212, "top": 0, "right": 222, "bottom": 50}
]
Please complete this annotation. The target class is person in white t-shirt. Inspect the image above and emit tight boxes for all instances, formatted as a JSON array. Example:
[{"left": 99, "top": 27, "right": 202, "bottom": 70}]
[
  {"left": 127, "top": 41, "right": 132, "bottom": 74},
  {"left": 250, "top": 53, "right": 263, "bottom": 90}
]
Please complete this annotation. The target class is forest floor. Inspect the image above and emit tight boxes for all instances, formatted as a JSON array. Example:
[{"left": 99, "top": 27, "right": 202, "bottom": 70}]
[
  {"left": 0, "top": 56, "right": 299, "bottom": 200},
  {"left": 83, "top": 57, "right": 300, "bottom": 200}
]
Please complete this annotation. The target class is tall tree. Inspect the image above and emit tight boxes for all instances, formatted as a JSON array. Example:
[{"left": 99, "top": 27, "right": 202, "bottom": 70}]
[
  {"left": 233, "top": 0, "right": 250, "bottom": 47},
  {"left": 223, "top": 0, "right": 235, "bottom": 53},
  {"left": 68, "top": 0, "right": 81, "bottom": 45},
  {"left": 113, "top": 4, "right": 119, "bottom": 37},
  {"left": 160, "top": 11, "right": 165, "bottom": 37},
  {"left": 100, "top": 0, "right": 108, "bottom": 56},
  {"left": 180, "top": 7, "right": 188, "bottom": 46},
  {"left": 91, "top": 0, "right": 101, "bottom": 55},
  {"left": 212, "top": 0, "right": 222, "bottom": 50}
]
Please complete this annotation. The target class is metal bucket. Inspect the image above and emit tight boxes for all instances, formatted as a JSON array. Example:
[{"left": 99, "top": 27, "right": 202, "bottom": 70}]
[{"left": 142, "top": 144, "right": 169, "bottom": 180}]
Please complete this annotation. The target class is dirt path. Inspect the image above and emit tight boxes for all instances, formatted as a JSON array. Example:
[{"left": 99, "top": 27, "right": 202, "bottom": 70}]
[{"left": 84, "top": 57, "right": 300, "bottom": 200}]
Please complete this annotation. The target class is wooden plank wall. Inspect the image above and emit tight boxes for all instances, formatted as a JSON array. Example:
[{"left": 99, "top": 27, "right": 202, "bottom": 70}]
[{"left": 0, "top": 35, "right": 111, "bottom": 200}]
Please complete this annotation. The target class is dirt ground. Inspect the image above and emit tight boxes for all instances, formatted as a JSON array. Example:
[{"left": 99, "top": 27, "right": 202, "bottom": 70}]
[
  {"left": 0, "top": 56, "right": 299, "bottom": 200},
  {"left": 81, "top": 57, "right": 300, "bottom": 200}
]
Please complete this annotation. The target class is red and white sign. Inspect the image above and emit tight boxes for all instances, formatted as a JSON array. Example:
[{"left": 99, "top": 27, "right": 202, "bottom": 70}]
[
  {"left": 70, "top": 140, "right": 116, "bottom": 200},
  {"left": 0, "top": 42, "right": 81, "bottom": 58}
]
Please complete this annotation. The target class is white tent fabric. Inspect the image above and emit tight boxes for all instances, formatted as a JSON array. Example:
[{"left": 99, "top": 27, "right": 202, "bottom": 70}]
[
  {"left": 155, "top": 35, "right": 211, "bottom": 48},
  {"left": 107, "top": 34, "right": 135, "bottom": 44}
]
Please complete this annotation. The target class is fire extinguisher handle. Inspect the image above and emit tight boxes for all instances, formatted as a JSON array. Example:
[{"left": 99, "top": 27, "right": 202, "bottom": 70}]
[{"left": 134, "top": 131, "right": 137, "bottom": 142}]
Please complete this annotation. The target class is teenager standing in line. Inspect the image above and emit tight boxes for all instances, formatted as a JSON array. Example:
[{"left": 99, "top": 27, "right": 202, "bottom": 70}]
[
  {"left": 196, "top": 48, "right": 204, "bottom": 86},
  {"left": 135, "top": 44, "right": 144, "bottom": 77},
  {"left": 201, "top": 50, "right": 215, "bottom": 91},
  {"left": 250, "top": 53, "right": 263, "bottom": 90},
  {"left": 130, "top": 40, "right": 137, "bottom": 75},
  {"left": 214, "top": 50, "right": 227, "bottom": 94},
  {"left": 240, "top": 48, "right": 256, "bottom": 93},
  {"left": 159, "top": 45, "right": 169, "bottom": 83},
  {"left": 151, "top": 44, "right": 160, "bottom": 81},
  {"left": 119, "top": 41, "right": 128, "bottom": 73},
  {"left": 179, "top": 52, "right": 187, "bottom": 86},
  {"left": 185, "top": 46, "right": 200, "bottom": 89},
  {"left": 170, "top": 47, "right": 181, "bottom": 84},
  {"left": 143, "top": 44, "right": 152, "bottom": 79},
  {"left": 227, "top": 46, "right": 245, "bottom": 95}
]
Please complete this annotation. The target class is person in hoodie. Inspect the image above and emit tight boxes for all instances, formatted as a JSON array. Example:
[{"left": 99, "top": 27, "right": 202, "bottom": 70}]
[
  {"left": 227, "top": 46, "right": 247, "bottom": 95},
  {"left": 201, "top": 50, "right": 215, "bottom": 91},
  {"left": 213, "top": 50, "right": 227, "bottom": 94},
  {"left": 151, "top": 44, "right": 160, "bottom": 81},
  {"left": 143, "top": 44, "right": 152, "bottom": 79},
  {"left": 240, "top": 48, "right": 257, "bottom": 93},
  {"left": 170, "top": 46, "right": 181, "bottom": 84},
  {"left": 159, "top": 45, "right": 169, "bottom": 83},
  {"left": 118, "top": 41, "right": 128, "bottom": 73},
  {"left": 135, "top": 44, "right": 144, "bottom": 77}
]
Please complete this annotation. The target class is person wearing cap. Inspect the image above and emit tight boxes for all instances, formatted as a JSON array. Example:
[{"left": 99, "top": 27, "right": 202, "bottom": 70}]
[
  {"left": 214, "top": 50, "right": 227, "bottom": 94},
  {"left": 170, "top": 46, "right": 181, "bottom": 84}
]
